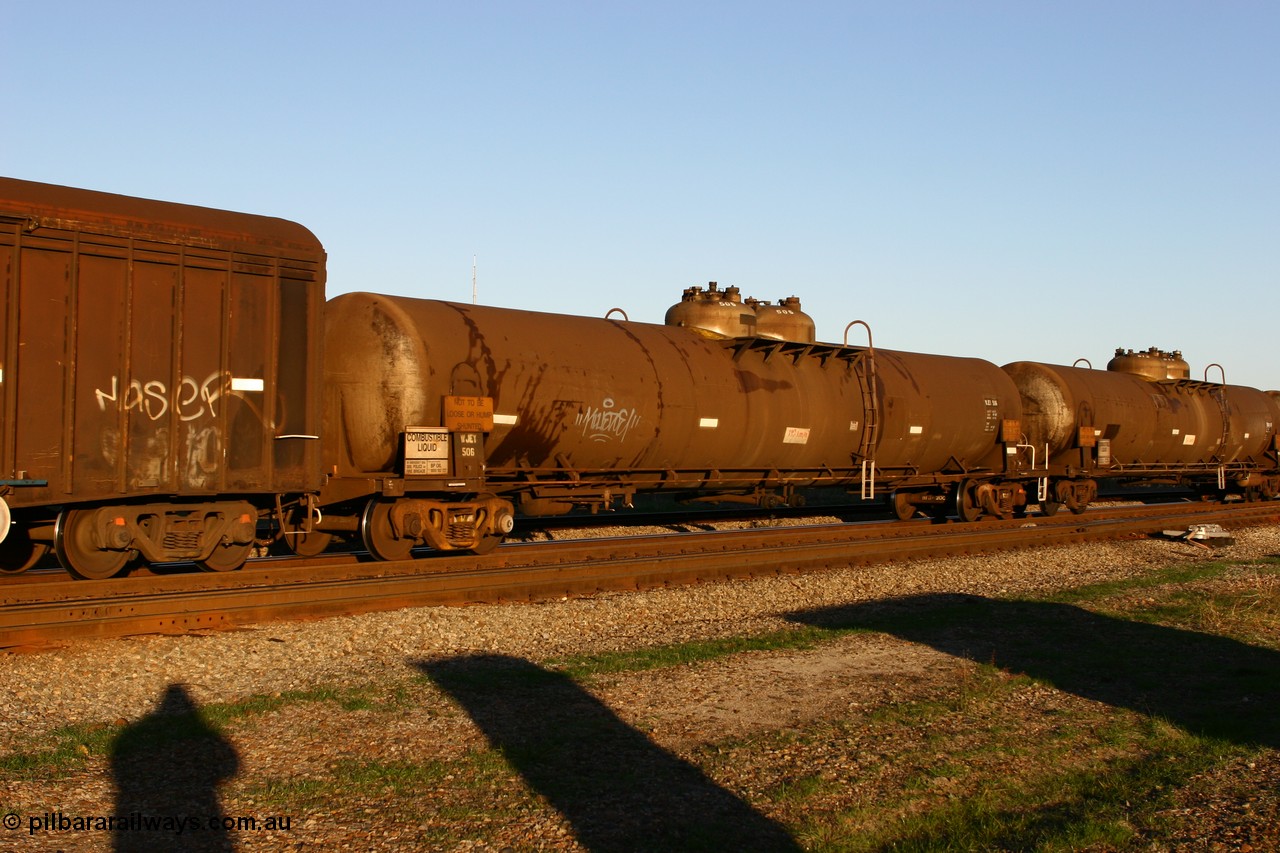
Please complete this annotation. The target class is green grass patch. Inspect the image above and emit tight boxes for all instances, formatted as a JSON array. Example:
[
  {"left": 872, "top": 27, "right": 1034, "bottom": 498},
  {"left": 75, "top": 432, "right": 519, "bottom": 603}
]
[
  {"left": 857, "top": 731, "right": 1240, "bottom": 852},
  {"left": 0, "top": 683, "right": 414, "bottom": 779},
  {"left": 248, "top": 757, "right": 454, "bottom": 809},
  {"left": 1040, "top": 559, "right": 1236, "bottom": 605},
  {"left": 757, "top": 692, "right": 1248, "bottom": 852},
  {"left": 548, "top": 625, "right": 835, "bottom": 679}
]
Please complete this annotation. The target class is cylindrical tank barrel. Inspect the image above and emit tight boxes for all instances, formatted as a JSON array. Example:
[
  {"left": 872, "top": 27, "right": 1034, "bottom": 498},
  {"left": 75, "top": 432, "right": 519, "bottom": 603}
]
[
  {"left": 325, "top": 293, "right": 865, "bottom": 485},
  {"left": 1003, "top": 361, "right": 1279, "bottom": 466},
  {"left": 868, "top": 350, "right": 1019, "bottom": 475},
  {"left": 323, "top": 293, "right": 1019, "bottom": 492}
]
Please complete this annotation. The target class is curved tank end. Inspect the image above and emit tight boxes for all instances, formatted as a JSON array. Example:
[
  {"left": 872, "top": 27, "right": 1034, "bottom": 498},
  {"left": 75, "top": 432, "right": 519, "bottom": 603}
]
[
  {"left": 1001, "top": 361, "right": 1079, "bottom": 454},
  {"left": 324, "top": 292, "right": 431, "bottom": 473}
]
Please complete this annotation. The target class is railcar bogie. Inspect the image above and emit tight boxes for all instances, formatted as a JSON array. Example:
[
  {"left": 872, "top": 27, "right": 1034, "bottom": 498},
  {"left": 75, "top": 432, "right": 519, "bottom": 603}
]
[
  {"left": 49, "top": 500, "right": 261, "bottom": 578},
  {"left": 355, "top": 494, "right": 515, "bottom": 560}
]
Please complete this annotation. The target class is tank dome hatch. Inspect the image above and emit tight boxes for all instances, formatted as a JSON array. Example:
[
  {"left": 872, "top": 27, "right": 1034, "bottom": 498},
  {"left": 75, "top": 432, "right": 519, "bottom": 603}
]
[
  {"left": 664, "top": 281, "right": 756, "bottom": 338},
  {"left": 748, "top": 295, "right": 816, "bottom": 343},
  {"left": 1106, "top": 347, "right": 1190, "bottom": 381}
]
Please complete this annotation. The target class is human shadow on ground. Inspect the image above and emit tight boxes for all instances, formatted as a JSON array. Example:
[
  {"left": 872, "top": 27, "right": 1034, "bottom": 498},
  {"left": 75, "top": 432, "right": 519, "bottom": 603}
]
[
  {"left": 419, "top": 654, "right": 801, "bottom": 853},
  {"left": 110, "top": 683, "right": 240, "bottom": 852},
  {"left": 787, "top": 593, "right": 1280, "bottom": 749}
]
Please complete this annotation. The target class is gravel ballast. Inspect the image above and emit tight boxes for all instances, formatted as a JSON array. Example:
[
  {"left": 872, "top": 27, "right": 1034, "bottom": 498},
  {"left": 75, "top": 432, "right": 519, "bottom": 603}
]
[
  {"left": 3, "top": 525, "right": 1279, "bottom": 851},
  {"left": 3, "top": 527, "right": 1273, "bottom": 745}
]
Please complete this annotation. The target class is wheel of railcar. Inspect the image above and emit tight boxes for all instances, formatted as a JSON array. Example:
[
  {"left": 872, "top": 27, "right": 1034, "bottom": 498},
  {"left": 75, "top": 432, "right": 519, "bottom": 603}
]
[
  {"left": 890, "top": 491, "right": 918, "bottom": 521},
  {"left": 1065, "top": 491, "right": 1089, "bottom": 515},
  {"left": 471, "top": 533, "right": 503, "bottom": 555},
  {"left": 1039, "top": 499, "right": 1061, "bottom": 517},
  {"left": 0, "top": 528, "right": 50, "bottom": 574},
  {"left": 198, "top": 541, "right": 252, "bottom": 572},
  {"left": 360, "top": 499, "right": 414, "bottom": 561},
  {"left": 54, "top": 509, "right": 133, "bottom": 580},
  {"left": 273, "top": 506, "right": 334, "bottom": 557},
  {"left": 953, "top": 482, "right": 982, "bottom": 523}
]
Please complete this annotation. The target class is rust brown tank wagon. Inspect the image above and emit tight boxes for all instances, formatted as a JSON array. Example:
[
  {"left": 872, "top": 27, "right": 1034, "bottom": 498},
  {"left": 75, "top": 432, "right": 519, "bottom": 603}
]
[
  {"left": 1004, "top": 349, "right": 1280, "bottom": 513},
  {"left": 3, "top": 177, "right": 1279, "bottom": 579}
]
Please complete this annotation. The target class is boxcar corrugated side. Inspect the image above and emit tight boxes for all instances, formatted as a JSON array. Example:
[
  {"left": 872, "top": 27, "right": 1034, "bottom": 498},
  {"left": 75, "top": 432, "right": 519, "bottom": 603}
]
[{"left": 0, "top": 177, "right": 326, "bottom": 575}]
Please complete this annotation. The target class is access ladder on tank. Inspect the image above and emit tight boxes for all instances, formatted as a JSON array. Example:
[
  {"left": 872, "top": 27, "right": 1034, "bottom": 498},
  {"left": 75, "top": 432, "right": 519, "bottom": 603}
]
[{"left": 845, "top": 322, "right": 880, "bottom": 500}]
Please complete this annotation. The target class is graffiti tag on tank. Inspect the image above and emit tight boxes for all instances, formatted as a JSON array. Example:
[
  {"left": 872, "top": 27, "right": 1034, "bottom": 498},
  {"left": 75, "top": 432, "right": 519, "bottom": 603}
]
[{"left": 575, "top": 398, "right": 642, "bottom": 443}]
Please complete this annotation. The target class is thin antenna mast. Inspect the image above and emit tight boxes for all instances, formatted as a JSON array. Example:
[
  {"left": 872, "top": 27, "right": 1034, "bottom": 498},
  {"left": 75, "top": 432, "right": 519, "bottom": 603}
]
[{"left": 472, "top": 255, "right": 477, "bottom": 304}]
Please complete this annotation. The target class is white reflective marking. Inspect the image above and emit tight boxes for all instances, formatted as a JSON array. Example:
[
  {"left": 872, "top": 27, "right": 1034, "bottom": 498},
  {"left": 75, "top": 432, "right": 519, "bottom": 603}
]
[{"left": 784, "top": 427, "right": 810, "bottom": 444}]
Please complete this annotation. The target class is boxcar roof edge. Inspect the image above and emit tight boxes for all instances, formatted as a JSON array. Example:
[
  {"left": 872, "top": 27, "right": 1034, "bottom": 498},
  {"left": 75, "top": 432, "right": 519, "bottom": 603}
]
[{"left": 0, "top": 176, "right": 324, "bottom": 258}]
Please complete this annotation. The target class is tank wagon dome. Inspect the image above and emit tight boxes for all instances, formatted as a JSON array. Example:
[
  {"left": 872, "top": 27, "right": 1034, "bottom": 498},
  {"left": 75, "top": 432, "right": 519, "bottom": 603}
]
[
  {"left": 1107, "top": 347, "right": 1190, "bottom": 381},
  {"left": 664, "top": 281, "right": 756, "bottom": 339},
  {"left": 747, "top": 295, "right": 816, "bottom": 343}
]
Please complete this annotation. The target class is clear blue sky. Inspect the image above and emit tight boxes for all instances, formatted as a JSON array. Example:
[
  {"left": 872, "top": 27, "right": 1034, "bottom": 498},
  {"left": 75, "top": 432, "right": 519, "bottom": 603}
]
[{"left": 5, "top": 1, "right": 1277, "bottom": 388}]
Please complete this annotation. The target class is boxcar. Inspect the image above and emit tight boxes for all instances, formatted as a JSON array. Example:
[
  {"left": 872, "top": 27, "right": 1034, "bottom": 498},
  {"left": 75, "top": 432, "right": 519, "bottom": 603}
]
[{"left": 0, "top": 177, "right": 326, "bottom": 577}]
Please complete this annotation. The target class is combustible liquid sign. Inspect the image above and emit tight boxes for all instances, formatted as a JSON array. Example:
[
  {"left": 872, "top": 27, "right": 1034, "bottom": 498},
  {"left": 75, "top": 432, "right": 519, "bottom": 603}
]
[{"left": 404, "top": 430, "right": 449, "bottom": 477}]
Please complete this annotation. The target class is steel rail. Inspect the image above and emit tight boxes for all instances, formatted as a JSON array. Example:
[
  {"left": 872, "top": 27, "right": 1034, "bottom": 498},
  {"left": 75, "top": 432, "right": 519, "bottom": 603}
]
[{"left": 2, "top": 501, "right": 1276, "bottom": 649}]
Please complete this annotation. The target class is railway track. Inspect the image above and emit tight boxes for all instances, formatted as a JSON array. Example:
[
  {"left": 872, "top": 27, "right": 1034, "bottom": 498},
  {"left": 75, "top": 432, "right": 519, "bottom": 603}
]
[{"left": 2, "top": 500, "right": 1276, "bottom": 649}]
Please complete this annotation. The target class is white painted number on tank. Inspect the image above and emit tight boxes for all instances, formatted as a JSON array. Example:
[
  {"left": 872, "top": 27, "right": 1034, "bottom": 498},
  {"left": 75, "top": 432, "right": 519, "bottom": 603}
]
[{"left": 983, "top": 399, "right": 1000, "bottom": 433}]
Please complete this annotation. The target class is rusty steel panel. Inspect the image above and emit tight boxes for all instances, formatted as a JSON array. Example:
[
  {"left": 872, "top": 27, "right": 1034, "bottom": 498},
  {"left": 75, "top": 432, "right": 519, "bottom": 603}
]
[
  {"left": 322, "top": 293, "right": 1020, "bottom": 498},
  {"left": 10, "top": 245, "right": 70, "bottom": 503},
  {"left": 0, "top": 176, "right": 320, "bottom": 253},
  {"left": 1220, "top": 385, "right": 1280, "bottom": 464},
  {"left": 869, "top": 349, "right": 1019, "bottom": 475},
  {"left": 323, "top": 293, "right": 867, "bottom": 487},
  {"left": 0, "top": 177, "right": 326, "bottom": 516},
  {"left": 1003, "top": 361, "right": 1279, "bottom": 468}
]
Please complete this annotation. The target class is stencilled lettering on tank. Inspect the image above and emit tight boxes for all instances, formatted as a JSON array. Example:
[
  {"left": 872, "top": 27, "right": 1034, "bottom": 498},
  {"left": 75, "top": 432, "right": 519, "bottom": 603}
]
[
  {"left": 576, "top": 397, "right": 642, "bottom": 443},
  {"left": 784, "top": 427, "right": 810, "bottom": 444},
  {"left": 983, "top": 397, "right": 1000, "bottom": 432}
]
